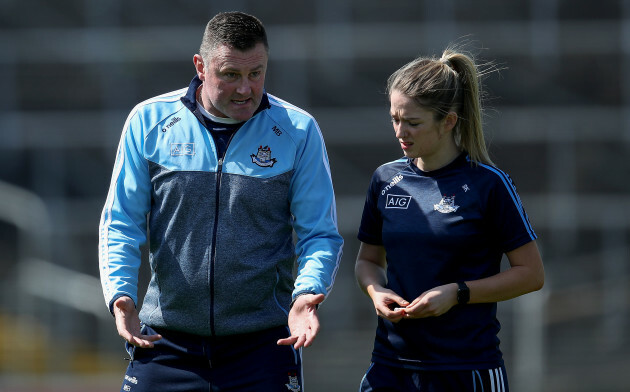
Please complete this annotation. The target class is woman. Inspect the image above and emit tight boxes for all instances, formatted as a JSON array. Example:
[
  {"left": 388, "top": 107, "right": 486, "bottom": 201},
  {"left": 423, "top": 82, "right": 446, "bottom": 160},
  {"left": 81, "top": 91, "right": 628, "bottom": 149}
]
[{"left": 355, "top": 46, "right": 544, "bottom": 392}]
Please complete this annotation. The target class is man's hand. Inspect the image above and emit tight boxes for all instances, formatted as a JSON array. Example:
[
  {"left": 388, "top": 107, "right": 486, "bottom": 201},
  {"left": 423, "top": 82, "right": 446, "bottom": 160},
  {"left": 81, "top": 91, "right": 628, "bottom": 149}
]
[
  {"left": 113, "top": 296, "right": 162, "bottom": 348},
  {"left": 277, "top": 293, "right": 325, "bottom": 349}
]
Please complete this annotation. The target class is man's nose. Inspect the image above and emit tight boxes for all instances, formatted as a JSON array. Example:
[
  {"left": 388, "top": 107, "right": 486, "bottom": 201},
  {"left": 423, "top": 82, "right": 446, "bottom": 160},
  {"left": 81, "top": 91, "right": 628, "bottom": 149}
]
[{"left": 236, "top": 78, "right": 252, "bottom": 95}]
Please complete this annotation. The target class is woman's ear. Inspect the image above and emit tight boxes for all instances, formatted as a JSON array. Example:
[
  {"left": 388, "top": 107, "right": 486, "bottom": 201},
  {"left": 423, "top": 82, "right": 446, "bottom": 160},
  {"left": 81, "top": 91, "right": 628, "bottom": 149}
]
[{"left": 443, "top": 111, "right": 458, "bottom": 132}]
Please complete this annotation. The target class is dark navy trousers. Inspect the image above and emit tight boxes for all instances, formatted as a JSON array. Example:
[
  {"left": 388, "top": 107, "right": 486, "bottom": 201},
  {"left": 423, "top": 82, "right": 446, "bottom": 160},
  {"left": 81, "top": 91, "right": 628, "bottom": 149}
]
[
  {"left": 120, "top": 324, "right": 303, "bottom": 392},
  {"left": 359, "top": 361, "right": 509, "bottom": 392}
]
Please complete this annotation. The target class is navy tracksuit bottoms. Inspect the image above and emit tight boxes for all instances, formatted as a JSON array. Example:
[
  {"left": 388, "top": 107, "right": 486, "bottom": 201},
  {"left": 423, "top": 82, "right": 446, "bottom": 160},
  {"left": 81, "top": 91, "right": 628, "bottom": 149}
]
[
  {"left": 120, "top": 324, "right": 303, "bottom": 392},
  {"left": 359, "top": 361, "right": 509, "bottom": 392}
]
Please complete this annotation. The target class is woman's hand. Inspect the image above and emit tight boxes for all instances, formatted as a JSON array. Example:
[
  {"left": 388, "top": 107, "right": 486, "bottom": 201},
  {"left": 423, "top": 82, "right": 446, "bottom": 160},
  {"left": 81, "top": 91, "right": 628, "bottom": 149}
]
[
  {"left": 368, "top": 285, "right": 409, "bottom": 323},
  {"left": 400, "top": 283, "right": 458, "bottom": 319}
]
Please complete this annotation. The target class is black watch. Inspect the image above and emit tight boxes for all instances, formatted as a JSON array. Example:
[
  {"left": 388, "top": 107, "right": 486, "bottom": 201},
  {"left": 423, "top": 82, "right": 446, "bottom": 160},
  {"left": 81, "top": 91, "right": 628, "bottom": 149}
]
[{"left": 457, "top": 282, "right": 470, "bottom": 305}]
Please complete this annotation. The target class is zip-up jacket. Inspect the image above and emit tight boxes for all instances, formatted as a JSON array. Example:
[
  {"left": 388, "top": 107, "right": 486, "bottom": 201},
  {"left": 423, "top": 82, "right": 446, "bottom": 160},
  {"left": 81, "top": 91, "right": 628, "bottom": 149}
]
[{"left": 99, "top": 77, "right": 343, "bottom": 336}]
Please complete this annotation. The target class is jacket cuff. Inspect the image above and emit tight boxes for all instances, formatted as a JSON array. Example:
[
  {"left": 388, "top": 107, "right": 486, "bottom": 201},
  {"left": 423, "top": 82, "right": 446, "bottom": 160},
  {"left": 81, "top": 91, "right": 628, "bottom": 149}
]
[
  {"left": 290, "top": 290, "right": 319, "bottom": 309},
  {"left": 108, "top": 294, "right": 135, "bottom": 316}
]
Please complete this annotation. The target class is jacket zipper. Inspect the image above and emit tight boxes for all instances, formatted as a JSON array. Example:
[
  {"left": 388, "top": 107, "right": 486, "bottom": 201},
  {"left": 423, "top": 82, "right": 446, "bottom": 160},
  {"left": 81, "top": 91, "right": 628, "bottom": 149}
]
[
  {"left": 209, "top": 155, "right": 223, "bottom": 337},
  {"left": 208, "top": 131, "right": 238, "bottom": 337}
]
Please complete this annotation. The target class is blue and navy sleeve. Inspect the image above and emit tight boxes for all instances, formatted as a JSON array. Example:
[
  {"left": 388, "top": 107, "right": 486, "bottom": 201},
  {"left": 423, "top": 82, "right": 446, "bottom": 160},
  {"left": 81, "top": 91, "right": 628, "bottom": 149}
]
[
  {"left": 484, "top": 167, "right": 537, "bottom": 253},
  {"left": 288, "top": 118, "right": 344, "bottom": 300},
  {"left": 98, "top": 108, "right": 152, "bottom": 313}
]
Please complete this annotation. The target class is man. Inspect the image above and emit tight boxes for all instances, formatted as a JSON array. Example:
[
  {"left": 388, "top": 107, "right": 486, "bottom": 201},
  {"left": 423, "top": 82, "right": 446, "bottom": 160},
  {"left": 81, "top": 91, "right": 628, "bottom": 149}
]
[{"left": 99, "top": 11, "right": 343, "bottom": 392}]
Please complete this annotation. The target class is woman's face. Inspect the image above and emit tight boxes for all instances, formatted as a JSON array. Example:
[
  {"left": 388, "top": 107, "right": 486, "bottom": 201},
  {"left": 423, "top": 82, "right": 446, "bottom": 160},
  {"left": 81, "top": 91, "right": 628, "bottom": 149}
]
[{"left": 389, "top": 90, "right": 447, "bottom": 161}]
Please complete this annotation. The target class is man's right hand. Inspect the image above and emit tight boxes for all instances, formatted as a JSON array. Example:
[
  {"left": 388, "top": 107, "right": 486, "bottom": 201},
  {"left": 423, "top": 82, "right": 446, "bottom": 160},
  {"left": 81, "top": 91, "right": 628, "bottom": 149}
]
[{"left": 113, "top": 296, "right": 162, "bottom": 348}]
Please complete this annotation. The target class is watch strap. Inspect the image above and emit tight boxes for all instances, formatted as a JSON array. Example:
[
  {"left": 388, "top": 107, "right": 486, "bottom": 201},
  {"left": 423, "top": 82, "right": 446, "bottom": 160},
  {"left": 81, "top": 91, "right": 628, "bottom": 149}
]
[{"left": 457, "top": 281, "right": 470, "bottom": 305}]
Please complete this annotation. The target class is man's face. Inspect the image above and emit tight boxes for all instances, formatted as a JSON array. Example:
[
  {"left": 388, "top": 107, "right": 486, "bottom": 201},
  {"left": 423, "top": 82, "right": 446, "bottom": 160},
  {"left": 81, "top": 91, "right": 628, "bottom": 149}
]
[{"left": 194, "top": 42, "right": 268, "bottom": 122}]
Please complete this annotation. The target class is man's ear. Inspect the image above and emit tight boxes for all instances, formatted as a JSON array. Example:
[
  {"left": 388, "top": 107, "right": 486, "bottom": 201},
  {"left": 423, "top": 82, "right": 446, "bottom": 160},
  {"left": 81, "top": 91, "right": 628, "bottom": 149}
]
[{"left": 193, "top": 54, "right": 205, "bottom": 80}]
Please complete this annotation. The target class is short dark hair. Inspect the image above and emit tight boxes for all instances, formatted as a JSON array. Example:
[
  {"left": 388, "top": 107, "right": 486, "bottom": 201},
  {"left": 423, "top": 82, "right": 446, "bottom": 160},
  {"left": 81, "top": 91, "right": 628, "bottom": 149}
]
[{"left": 199, "top": 12, "right": 268, "bottom": 61}]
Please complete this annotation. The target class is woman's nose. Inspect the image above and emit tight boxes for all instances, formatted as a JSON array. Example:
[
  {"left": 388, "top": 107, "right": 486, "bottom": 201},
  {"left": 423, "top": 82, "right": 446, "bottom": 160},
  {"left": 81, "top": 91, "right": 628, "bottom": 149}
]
[{"left": 394, "top": 124, "right": 406, "bottom": 138}]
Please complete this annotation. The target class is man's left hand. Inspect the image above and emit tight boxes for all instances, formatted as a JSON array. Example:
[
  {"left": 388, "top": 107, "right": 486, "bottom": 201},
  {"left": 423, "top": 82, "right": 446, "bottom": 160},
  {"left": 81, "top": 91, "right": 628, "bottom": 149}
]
[{"left": 277, "top": 293, "right": 325, "bottom": 349}]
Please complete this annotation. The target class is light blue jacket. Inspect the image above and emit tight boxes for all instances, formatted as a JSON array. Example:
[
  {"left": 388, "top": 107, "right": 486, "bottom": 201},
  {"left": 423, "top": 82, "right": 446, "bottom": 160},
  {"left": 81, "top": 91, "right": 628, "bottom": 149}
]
[{"left": 99, "top": 77, "right": 343, "bottom": 336}]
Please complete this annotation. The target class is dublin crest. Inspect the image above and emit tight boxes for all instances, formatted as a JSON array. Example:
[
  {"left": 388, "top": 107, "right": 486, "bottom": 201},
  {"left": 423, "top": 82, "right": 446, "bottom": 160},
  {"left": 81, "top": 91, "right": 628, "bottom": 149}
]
[
  {"left": 285, "top": 372, "right": 301, "bottom": 392},
  {"left": 434, "top": 195, "right": 459, "bottom": 213},
  {"left": 251, "top": 145, "right": 277, "bottom": 167}
]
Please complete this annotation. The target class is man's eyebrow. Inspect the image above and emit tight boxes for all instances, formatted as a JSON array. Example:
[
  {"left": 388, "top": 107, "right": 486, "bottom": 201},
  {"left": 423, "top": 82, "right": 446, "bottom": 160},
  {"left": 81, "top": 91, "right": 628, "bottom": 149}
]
[{"left": 221, "top": 63, "right": 265, "bottom": 70}]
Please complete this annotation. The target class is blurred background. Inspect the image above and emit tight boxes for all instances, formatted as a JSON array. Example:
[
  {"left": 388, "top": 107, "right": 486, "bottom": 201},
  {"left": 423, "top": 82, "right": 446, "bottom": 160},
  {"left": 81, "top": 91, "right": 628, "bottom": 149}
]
[{"left": 0, "top": 0, "right": 628, "bottom": 391}]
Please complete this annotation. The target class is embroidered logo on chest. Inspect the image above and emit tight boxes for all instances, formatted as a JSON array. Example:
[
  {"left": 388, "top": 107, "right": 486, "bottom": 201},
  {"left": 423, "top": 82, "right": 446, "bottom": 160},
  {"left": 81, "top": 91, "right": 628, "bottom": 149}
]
[
  {"left": 434, "top": 195, "right": 460, "bottom": 213},
  {"left": 251, "top": 145, "right": 277, "bottom": 167}
]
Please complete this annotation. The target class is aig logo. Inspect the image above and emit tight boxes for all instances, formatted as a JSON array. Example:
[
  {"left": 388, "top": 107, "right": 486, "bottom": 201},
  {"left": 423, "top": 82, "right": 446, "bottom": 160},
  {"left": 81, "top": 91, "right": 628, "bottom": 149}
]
[
  {"left": 171, "top": 143, "right": 195, "bottom": 156},
  {"left": 385, "top": 194, "right": 412, "bottom": 209}
]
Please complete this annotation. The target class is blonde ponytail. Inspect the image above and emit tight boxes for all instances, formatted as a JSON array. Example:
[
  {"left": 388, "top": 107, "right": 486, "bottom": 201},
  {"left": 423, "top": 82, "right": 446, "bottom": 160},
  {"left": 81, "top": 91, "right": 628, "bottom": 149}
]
[{"left": 387, "top": 45, "right": 497, "bottom": 166}]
